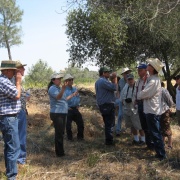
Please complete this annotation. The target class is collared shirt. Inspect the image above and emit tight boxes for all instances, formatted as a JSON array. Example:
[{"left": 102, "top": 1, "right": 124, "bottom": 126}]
[
  {"left": 134, "top": 77, "right": 147, "bottom": 100},
  {"left": 0, "top": 74, "right": 21, "bottom": 115},
  {"left": 95, "top": 77, "right": 116, "bottom": 105},
  {"left": 176, "top": 86, "right": 180, "bottom": 110},
  {"left": 137, "top": 74, "right": 162, "bottom": 115},
  {"left": 48, "top": 85, "right": 68, "bottom": 114},
  {"left": 120, "top": 83, "right": 135, "bottom": 112},
  {"left": 11, "top": 77, "right": 27, "bottom": 110},
  {"left": 118, "top": 77, "right": 126, "bottom": 95},
  {"left": 65, "top": 86, "right": 80, "bottom": 108},
  {"left": 161, "top": 87, "right": 174, "bottom": 114}
]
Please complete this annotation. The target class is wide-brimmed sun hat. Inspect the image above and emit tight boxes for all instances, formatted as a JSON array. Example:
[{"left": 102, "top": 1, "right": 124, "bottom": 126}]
[
  {"left": 51, "top": 73, "right": 64, "bottom": 79},
  {"left": 63, "top": 74, "right": 74, "bottom": 81},
  {"left": 121, "top": 67, "right": 132, "bottom": 75},
  {"left": 0, "top": 60, "right": 17, "bottom": 70},
  {"left": 15, "top": 60, "right": 27, "bottom": 68},
  {"left": 146, "top": 58, "right": 164, "bottom": 73}
]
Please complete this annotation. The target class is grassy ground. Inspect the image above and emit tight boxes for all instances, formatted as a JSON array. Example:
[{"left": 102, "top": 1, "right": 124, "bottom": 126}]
[{"left": 0, "top": 92, "right": 180, "bottom": 179}]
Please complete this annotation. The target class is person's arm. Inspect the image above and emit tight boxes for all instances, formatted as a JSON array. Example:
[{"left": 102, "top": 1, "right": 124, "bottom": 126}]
[
  {"left": 14, "top": 71, "right": 22, "bottom": 100},
  {"left": 162, "top": 88, "right": 174, "bottom": 108},
  {"left": 56, "top": 81, "right": 68, "bottom": 100},
  {"left": 137, "top": 79, "right": 157, "bottom": 100}
]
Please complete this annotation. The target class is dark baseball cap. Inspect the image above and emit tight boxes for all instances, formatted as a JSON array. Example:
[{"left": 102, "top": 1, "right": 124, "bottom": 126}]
[
  {"left": 99, "top": 66, "right": 112, "bottom": 73},
  {"left": 137, "top": 64, "right": 147, "bottom": 69},
  {"left": 127, "top": 74, "right": 134, "bottom": 79}
]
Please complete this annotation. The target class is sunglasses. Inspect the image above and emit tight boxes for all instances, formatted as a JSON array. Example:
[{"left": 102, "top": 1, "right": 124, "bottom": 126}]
[{"left": 67, "top": 79, "right": 73, "bottom": 81}]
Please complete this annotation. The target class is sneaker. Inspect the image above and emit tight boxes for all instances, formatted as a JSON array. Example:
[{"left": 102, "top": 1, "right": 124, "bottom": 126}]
[{"left": 132, "top": 140, "right": 140, "bottom": 145}]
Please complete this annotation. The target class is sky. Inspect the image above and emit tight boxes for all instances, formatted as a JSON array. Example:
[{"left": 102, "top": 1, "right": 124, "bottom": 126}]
[{"left": 0, "top": 0, "right": 98, "bottom": 74}]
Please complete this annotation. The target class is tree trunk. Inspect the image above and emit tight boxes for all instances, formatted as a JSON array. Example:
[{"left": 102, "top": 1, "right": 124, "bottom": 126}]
[{"left": 6, "top": 40, "right": 12, "bottom": 60}]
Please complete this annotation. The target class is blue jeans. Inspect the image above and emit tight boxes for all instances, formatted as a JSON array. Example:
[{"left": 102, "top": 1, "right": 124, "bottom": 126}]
[
  {"left": 116, "top": 101, "right": 123, "bottom": 133},
  {"left": 17, "top": 109, "right": 27, "bottom": 164},
  {"left": 0, "top": 115, "right": 20, "bottom": 180},
  {"left": 99, "top": 103, "right": 115, "bottom": 144},
  {"left": 145, "top": 113, "right": 166, "bottom": 157}
]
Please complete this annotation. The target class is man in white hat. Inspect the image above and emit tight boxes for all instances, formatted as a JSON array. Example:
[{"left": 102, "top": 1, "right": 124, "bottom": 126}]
[
  {"left": 0, "top": 60, "right": 22, "bottom": 179},
  {"left": 116, "top": 67, "right": 131, "bottom": 136},
  {"left": 137, "top": 58, "right": 166, "bottom": 160},
  {"left": 63, "top": 74, "right": 84, "bottom": 141}
]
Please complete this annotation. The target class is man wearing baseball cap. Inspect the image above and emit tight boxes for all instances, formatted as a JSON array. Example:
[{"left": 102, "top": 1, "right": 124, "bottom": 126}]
[
  {"left": 135, "top": 64, "right": 154, "bottom": 149},
  {"left": 0, "top": 60, "right": 22, "bottom": 179},
  {"left": 95, "top": 66, "right": 117, "bottom": 145}
]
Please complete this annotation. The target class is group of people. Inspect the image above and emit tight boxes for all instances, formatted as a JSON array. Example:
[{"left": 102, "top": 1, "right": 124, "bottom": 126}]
[
  {"left": 0, "top": 60, "right": 84, "bottom": 179},
  {"left": 0, "top": 60, "right": 28, "bottom": 180},
  {"left": 95, "top": 58, "right": 180, "bottom": 161},
  {"left": 0, "top": 58, "right": 180, "bottom": 179},
  {"left": 47, "top": 73, "right": 84, "bottom": 157}
]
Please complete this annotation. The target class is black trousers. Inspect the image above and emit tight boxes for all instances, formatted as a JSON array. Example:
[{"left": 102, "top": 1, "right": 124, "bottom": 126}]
[
  {"left": 137, "top": 102, "right": 154, "bottom": 149},
  {"left": 50, "top": 113, "right": 66, "bottom": 156},
  {"left": 66, "top": 108, "right": 84, "bottom": 140}
]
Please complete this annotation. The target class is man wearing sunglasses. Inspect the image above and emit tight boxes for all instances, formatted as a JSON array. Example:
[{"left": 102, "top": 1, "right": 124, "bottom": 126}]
[
  {"left": 64, "top": 74, "right": 84, "bottom": 141},
  {"left": 95, "top": 67, "right": 117, "bottom": 145},
  {"left": 175, "top": 75, "right": 180, "bottom": 125}
]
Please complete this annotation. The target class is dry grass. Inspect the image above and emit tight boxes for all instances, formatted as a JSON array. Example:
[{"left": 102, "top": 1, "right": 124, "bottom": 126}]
[{"left": 0, "top": 96, "right": 180, "bottom": 180}]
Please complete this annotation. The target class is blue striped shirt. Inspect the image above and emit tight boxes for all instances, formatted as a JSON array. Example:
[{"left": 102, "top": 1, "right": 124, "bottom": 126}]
[
  {"left": 95, "top": 77, "right": 116, "bottom": 105},
  {"left": 65, "top": 86, "right": 80, "bottom": 108},
  {"left": 48, "top": 85, "right": 68, "bottom": 114},
  {"left": 0, "top": 74, "right": 21, "bottom": 115}
]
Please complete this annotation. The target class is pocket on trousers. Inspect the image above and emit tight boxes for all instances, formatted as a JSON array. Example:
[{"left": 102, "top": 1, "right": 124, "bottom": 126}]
[{"left": 99, "top": 104, "right": 114, "bottom": 115}]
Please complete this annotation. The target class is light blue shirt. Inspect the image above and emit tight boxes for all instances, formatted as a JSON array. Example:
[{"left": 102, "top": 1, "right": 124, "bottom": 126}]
[
  {"left": 48, "top": 85, "right": 68, "bottom": 114},
  {"left": 118, "top": 77, "right": 127, "bottom": 95},
  {"left": 65, "top": 86, "right": 80, "bottom": 107},
  {"left": 95, "top": 77, "right": 116, "bottom": 105},
  {"left": 176, "top": 86, "right": 180, "bottom": 110}
]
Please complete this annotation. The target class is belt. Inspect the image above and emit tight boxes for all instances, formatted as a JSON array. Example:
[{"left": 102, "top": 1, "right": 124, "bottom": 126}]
[
  {"left": 136, "top": 100, "right": 143, "bottom": 104},
  {"left": 0, "top": 114, "right": 17, "bottom": 118}
]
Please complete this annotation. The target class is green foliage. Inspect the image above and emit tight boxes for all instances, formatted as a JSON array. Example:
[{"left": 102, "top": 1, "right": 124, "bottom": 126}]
[
  {"left": 0, "top": 0, "right": 23, "bottom": 60},
  {"left": 66, "top": 6, "right": 128, "bottom": 69},
  {"left": 24, "top": 59, "right": 54, "bottom": 88},
  {"left": 64, "top": 66, "right": 98, "bottom": 84}
]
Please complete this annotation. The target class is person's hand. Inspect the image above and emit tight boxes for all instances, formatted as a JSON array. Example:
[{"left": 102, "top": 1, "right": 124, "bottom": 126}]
[
  {"left": 15, "top": 70, "right": 22, "bottom": 83},
  {"left": 61, "top": 81, "right": 68, "bottom": 89}
]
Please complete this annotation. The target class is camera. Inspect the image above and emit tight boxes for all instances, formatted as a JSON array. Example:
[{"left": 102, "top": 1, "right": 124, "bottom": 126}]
[{"left": 125, "top": 98, "right": 132, "bottom": 103}]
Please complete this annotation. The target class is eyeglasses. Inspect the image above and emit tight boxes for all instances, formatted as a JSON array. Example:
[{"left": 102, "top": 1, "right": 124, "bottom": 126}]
[{"left": 67, "top": 79, "right": 73, "bottom": 81}]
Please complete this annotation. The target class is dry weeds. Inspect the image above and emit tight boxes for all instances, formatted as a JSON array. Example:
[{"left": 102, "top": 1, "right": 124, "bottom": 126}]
[{"left": 0, "top": 89, "right": 180, "bottom": 180}]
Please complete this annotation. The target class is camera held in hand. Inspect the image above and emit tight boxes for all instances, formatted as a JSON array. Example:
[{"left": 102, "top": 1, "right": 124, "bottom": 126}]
[{"left": 125, "top": 98, "right": 132, "bottom": 103}]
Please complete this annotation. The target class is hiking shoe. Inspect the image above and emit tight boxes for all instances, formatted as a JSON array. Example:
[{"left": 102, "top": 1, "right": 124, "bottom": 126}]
[
  {"left": 132, "top": 140, "right": 140, "bottom": 145},
  {"left": 139, "top": 141, "right": 146, "bottom": 146},
  {"left": 154, "top": 154, "right": 167, "bottom": 161}
]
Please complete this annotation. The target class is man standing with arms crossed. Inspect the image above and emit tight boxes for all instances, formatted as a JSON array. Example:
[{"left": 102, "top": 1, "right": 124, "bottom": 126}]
[
  {"left": 135, "top": 64, "right": 154, "bottom": 149},
  {"left": 0, "top": 60, "right": 22, "bottom": 180},
  {"left": 95, "top": 67, "right": 117, "bottom": 145}
]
